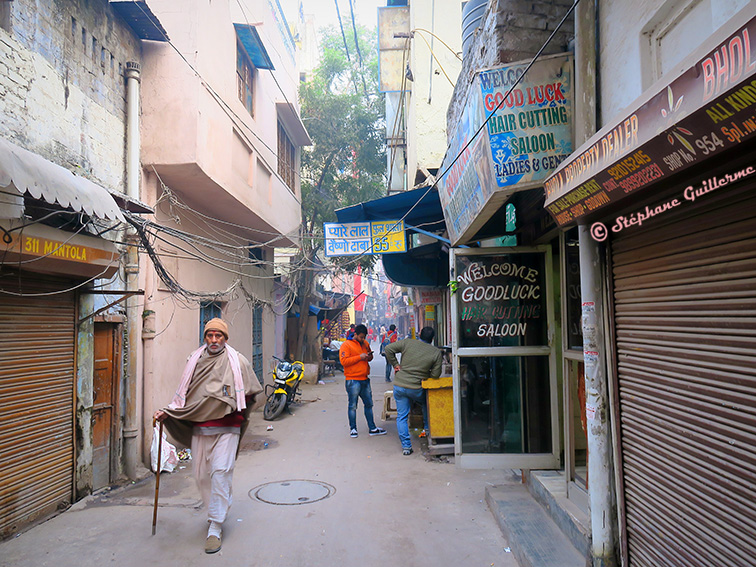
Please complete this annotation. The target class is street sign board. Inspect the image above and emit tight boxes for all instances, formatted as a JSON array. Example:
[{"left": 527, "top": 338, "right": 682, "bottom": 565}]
[{"left": 324, "top": 220, "right": 406, "bottom": 257}]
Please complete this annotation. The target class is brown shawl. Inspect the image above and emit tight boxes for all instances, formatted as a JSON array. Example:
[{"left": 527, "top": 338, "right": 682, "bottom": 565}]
[{"left": 162, "top": 346, "right": 263, "bottom": 448}]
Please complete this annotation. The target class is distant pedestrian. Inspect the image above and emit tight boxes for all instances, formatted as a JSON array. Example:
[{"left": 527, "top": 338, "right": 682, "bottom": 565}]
[
  {"left": 153, "top": 318, "right": 263, "bottom": 554},
  {"left": 384, "top": 326, "right": 443, "bottom": 455},
  {"left": 346, "top": 324, "right": 356, "bottom": 340},
  {"left": 340, "top": 324, "right": 387, "bottom": 438},
  {"left": 381, "top": 324, "right": 399, "bottom": 382}
]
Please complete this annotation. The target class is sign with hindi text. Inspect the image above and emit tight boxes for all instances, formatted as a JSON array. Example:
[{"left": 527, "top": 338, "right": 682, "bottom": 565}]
[{"left": 324, "top": 221, "right": 406, "bottom": 257}]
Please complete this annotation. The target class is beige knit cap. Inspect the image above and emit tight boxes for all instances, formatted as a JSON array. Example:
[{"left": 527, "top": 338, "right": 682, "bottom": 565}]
[{"left": 204, "top": 318, "right": 229, "bottom": 339}]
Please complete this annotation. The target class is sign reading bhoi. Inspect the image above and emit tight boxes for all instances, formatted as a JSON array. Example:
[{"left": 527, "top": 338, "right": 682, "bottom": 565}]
[{"left": 324, "top": 221, "right": 406, "bottom": 257}]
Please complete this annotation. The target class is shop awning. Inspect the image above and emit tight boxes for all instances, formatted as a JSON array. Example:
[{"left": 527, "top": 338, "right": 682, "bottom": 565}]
[
  {"left": 336, "top": 187, "right": 448, "bottom": 288},
  {"left": 109, "top": 1, "right": 169, "bottom": 41},
  {"left": 544, "top": 8, "right": 756, "bottom": 227},
  {"left": 234, "top": 24, "right": 275, "bottom": 70},
  {"left": 0, "top": 137, "right": 124, "bottom": 222},
  {"left": 335, "top": 186, "right": 446, "bottom": 232}
]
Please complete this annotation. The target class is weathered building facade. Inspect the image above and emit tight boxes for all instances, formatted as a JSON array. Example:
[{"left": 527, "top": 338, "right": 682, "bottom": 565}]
[
  {"left": 0, "top": 0, "right": 152, "bottom": 537},
  {"left": 137, "top": 0, "right": 308, "bottom": 462}
]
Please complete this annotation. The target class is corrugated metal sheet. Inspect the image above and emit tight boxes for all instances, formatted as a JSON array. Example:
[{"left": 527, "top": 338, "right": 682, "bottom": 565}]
[
  {"left": 0, "top": 136, "right": 124, "bottom": 221},
  {"left": 0, "top": 272, "right": 75, "bottom": 539},
  {"left": 611, "top": 184, "right": 756, "bottom": 567}
]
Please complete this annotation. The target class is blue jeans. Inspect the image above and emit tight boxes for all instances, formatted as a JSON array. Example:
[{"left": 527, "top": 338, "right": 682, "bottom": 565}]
[
  {"left": 346, "top": 379, "right": 377, "bottom": 431},
  {"left": 385, "top": 360, "right": 393, "bottom": 382},
  {"left": 394, "top": 386, "right": 428, "bottom": 450}
]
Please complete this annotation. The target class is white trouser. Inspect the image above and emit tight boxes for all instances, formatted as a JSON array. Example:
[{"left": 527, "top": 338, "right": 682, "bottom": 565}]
[{"left": 191, "top": 432, "right": 239, "bottom": 524}]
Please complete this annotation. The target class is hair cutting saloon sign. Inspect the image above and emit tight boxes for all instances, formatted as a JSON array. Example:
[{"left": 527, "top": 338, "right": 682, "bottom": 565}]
[{"left": 455, "top": 254, "right": 547, "bottom": 348}]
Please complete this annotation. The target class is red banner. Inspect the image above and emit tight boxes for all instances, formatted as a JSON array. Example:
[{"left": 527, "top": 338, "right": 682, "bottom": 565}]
[{"left": 353, "top": 266, "right": 366, "bottom": 311}]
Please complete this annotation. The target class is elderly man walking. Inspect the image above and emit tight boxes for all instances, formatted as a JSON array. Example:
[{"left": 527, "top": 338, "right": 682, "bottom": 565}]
[
  {"left": 384, "top": 326, "right": 443, "bottom": 455},
  {"left": 153, "top": 318, "right": 262, "bottom": 554}
]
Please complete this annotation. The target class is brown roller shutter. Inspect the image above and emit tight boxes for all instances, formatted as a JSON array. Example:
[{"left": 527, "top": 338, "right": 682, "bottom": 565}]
[
  {"left": 0, "top": 271, "right": 75, "bottom": 539},
  {"left": 611, "top": 182, "right": 756, "bottom": 567}
]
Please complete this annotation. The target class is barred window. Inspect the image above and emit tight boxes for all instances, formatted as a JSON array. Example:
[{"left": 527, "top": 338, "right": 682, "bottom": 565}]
[
  {"left": 237, "top": 41, "right": 255, "bottom": 116},
  {"left": 277, "top": 121, "right": 296, "bottom": 191}
]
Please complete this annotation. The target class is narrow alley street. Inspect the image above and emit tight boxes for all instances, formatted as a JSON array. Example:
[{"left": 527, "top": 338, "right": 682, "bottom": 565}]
[{"left": 0, "top": 349, "right": 521, "bottom": 567}]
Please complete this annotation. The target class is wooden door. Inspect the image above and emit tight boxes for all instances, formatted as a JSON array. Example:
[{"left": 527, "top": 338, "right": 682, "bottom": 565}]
[{"left": 92, "top": 324, "right": 119, "bottom": 489}]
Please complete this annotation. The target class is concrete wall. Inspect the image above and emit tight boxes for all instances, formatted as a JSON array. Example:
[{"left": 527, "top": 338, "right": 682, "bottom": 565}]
[
  {"left": 0, "top": 0, "right": 140, "bottom": 191},
  {"left": 139, "top": 170, "right": 279, "bottom": 455},
  {"left": 141, "top": 0, "right": 302, "bottom": 240},
  {"left": 406, "top": 0, "right": 463, "bottom": 185},
  {"left": 598, "top": 0, "right": 749, "bottom": 124},
  {"left": 446, "top": 0, "right": 574, "bottom": 134}
]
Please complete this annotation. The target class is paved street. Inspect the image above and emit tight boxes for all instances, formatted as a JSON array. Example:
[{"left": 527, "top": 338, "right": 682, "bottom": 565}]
[{"left": 0, "top": 353, "right": 521, "bottom": 567}]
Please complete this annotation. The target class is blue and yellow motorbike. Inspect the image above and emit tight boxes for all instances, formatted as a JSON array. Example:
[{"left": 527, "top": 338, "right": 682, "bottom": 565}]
[{"left": 262, "top": 356, "right": 305, "bottom": 421}]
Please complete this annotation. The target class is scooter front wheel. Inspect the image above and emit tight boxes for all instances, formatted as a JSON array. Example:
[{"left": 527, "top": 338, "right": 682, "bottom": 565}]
[{"left": 263, "top": 393, "right": 287, "bottom": 421}]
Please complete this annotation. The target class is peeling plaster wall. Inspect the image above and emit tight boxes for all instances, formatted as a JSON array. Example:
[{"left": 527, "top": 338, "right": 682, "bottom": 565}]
[
  {"left": 446, "top": 0, "right": 574, "bottom": 134},
  {"left": 76, "top": 295, "right": 95, "bottom": 497},
  {"left": 0, "top": 0, "right": 140, "bottom": 191},
  {"left": 0, "top": 0, "right": 141, "bottom": 498}
]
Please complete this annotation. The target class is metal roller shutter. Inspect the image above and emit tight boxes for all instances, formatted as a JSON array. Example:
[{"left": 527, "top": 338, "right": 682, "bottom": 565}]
[
  {"left": 0, "top": 272, "right": 75, "bottom": 539},
  {"left": 611, "top": 183, "right": 756, "bottom": 567}
]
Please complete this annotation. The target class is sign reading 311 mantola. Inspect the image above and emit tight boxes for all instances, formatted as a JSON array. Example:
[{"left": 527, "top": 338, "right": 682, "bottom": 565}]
[{"left": 324, "top": 221, "right": 406, "bottom": 257}]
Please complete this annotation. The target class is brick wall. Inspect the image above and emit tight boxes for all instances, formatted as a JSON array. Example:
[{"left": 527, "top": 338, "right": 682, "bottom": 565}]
[
  {"left": 0, "top": 0, "right": 141, "bottom": 191},
  {"left": 447, "top": 0, "right": 574, "bottom": 131}
]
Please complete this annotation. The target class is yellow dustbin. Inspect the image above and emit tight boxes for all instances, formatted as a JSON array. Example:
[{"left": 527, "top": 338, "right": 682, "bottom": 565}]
[{"left": 422, "top": 375, "right": 454, "bottom": 438}]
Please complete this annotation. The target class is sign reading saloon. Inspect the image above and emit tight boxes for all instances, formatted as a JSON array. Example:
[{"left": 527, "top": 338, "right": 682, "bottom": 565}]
[
  {"left": 455, "top": 253, "right": 547, "bottom": 348},
  {"left": 439, "top": 54, "right": 573, "bottom": 245}
]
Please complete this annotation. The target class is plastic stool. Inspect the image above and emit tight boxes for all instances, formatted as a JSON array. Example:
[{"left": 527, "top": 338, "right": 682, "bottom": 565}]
[{"left": 382, "top": 390, "right": 397, "bottom": 421}]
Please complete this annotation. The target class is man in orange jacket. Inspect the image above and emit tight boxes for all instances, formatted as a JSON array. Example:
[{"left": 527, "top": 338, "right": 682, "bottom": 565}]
[{"left": 340, "top": 324, "right": 387, "bottom": 438}]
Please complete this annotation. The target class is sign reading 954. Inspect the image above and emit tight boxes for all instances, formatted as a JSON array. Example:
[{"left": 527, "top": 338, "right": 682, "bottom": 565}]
[{"left": 370, "top": 220, "right": 406, "bottom": 254}]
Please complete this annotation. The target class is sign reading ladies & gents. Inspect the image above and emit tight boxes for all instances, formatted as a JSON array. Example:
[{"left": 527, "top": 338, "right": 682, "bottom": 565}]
[{"left": 455, "top": 253, "right": 546, "bottom": 348}]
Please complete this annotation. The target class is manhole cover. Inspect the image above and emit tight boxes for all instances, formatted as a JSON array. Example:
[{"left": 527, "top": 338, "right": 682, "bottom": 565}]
[{"left": 249, "top": 480, "right": 335, "bottom": 505}]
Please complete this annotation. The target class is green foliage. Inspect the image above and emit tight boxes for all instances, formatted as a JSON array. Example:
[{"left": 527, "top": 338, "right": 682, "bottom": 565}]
[{"left": 299, "top": 24, "right": 386, "bottom": 272}]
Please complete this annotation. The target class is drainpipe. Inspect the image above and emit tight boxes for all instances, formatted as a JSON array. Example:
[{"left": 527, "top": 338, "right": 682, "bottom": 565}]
[
  {"left": 578, "top": 226, "right": 616, "bottom": 567},
  {"left": 123, "top": 61, "right": 141, "bottom": 479},
  {"left": 575, "top": 2, "right": 616, "bottom": 566}
]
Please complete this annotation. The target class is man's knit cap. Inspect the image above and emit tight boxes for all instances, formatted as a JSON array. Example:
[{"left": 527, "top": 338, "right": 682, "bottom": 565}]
[{"left": 204, "top": 318, "right": 229, "bottom": 339}]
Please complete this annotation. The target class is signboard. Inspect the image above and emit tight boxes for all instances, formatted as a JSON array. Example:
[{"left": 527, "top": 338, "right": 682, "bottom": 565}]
[
  {"left": 455, "top": 253, "right": 547, "bottom": 348},
  {"left": 0, "top": 221, "right": 119, "bottom": 279},
  {"left": 324, "top": 220, "right": 406, "bottom": 257},
  {"left": 544, "top": 15, "right": 756, "bottom": 226},
  {"left": 439, "top": 53, "right": 573, "bottom": 244},
  {"left": 415, "top": 288, "right": 444, "bottom": 305},
  {"left": 480, "top": 56, "right": 573, "bottom": 188},
  {"left": 378, "top": 7, "right": 410, "bottom": 92}
]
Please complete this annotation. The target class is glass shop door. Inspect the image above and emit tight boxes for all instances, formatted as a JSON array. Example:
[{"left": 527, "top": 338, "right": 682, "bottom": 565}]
[{"left": 451, "top": 246, "right": 559, "bottom": 469}]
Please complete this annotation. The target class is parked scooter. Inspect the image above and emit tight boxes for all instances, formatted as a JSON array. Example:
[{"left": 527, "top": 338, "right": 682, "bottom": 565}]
[{"left": 263, "top": 356, "right": 305, "bottom": 421}]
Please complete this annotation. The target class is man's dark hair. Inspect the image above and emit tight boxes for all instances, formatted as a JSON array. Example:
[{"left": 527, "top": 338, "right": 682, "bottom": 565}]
[
  {"left": 354, "top": 324, "right": 368, "bottom": 336},
  {"left": 389, "top": 324, "right": 396, "bottom": 331},
  {"left": 419, "top": 326, "right": 435, "bottom": 343},
  {"left": 350, "top": 324, "right": 355, "bottom": 328}
]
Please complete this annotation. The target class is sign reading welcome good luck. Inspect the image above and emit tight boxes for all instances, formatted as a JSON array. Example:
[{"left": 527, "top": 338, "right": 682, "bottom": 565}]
[{"left": 455, "top": 253, "right": 547, "bottom": 348}]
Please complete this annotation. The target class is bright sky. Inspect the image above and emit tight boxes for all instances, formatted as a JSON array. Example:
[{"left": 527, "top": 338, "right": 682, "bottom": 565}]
[{"left": 279, "top": 0, "right": 385, "bottom": 31}]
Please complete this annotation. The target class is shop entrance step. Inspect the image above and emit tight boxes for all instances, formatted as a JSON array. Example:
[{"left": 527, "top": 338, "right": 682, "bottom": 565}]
[{"left": 486, "top": 484, "right": 586, "bottom": 567}]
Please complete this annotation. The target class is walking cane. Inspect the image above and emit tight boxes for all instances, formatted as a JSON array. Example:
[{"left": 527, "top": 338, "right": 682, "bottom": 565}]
[{"left": 152, "top": 418, "right": 163, "bottom": 536}]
